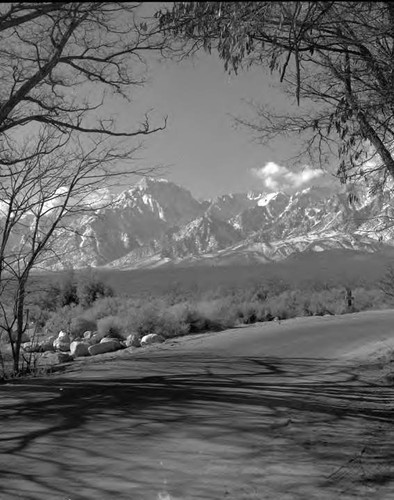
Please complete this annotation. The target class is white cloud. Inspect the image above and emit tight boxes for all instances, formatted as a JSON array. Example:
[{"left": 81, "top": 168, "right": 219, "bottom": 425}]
[{"left": 252, "top": 162, "right": 330, "bottom": 193}]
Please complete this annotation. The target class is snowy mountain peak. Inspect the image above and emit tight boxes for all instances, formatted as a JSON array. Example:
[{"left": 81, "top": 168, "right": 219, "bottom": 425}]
[
  {"left": 257, "top": 192, "right": 286, "bottom": 207},
  {"left": 135, "top": 176, "right": 169, "bottom": 190},
  {"left": 247, "top": 191, "right": 267, "bottom": 201},
  {"left": 11, "top": 177, "right": 394, "bottom": 271}
]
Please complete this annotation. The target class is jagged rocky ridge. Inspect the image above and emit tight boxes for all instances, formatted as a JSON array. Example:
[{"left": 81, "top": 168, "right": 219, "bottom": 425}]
[{"left": 28, "top": 176, "right": 394, "bottom": 270}]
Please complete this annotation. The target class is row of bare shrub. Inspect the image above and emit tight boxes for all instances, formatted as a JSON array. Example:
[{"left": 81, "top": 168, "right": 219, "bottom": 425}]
[{"left": 42, "top": 286, "right": 392, "bottom": 341}]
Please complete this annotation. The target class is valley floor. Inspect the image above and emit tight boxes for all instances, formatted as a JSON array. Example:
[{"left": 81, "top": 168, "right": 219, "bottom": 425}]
[{"left": 1, "top": 310, "right": 394, "bottom": 499}]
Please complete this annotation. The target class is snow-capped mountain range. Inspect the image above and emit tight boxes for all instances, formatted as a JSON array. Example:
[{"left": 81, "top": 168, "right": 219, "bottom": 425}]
[{"left": 27, "top": 176, "right": 394, "bottom": 270}]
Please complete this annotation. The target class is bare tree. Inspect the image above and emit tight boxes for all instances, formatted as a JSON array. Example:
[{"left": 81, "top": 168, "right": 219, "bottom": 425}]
[
  {"left": 0, "top": 127, "right": 156, "bottom": 374},
  {"left": 0, "top": 3, "right": 176, "bottom": 375},
  {"left": 157, "top": 2, "right": 394, "bottom": 190},
  {"left": 0, "top": 3, "right": 173, "bottom": 143}
]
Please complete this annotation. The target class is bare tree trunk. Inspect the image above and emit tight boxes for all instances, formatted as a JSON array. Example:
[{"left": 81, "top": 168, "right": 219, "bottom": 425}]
[
  {"left": 341, "top": 47, "right": 394, "bottom": 180},
  {"left": 13, "top": 281, "right": 27, "bottom": 374},
  {"left": 359, "top": 116, "right": 394, "bottom": 179}
]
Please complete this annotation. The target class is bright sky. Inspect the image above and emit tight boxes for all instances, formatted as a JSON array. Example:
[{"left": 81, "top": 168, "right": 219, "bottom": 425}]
[{"left": 97, "top": 6, "right": 339, "bottom": 200}]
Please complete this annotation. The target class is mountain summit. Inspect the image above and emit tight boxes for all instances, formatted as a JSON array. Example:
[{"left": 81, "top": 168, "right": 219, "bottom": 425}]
[{"left": 23, "top": 176, "right": 394, "bottom": 270}]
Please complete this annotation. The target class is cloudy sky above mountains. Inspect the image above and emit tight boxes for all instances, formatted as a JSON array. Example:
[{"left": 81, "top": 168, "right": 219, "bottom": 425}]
[
  {"left": 104, "top": 25, "right": 337, "bottom": 199},
  {"left": 251, "top": 162, "right": 336, "bottom": 194}
]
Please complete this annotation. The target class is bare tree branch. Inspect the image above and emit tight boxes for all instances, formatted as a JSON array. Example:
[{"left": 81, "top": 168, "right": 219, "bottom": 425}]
[{"left": 158, "top": 1, "right": 394, "bottom": 186}]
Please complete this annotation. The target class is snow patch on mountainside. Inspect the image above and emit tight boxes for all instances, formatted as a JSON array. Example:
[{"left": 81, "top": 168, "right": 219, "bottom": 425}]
[
  {"left": 7, "top": 175, "right": 394, "bottom": 270},
  {"left": 257, "top": 192, "right": 284, "bottom": 207}
]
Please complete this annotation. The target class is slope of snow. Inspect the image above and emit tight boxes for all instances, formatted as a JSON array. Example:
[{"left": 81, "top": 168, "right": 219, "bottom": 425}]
[
  {"left": 8, "top": 175, "right": 394, "bottom": 271},
  {"left": 257, "top": 192, "right": 284, "bottom": 207}
]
